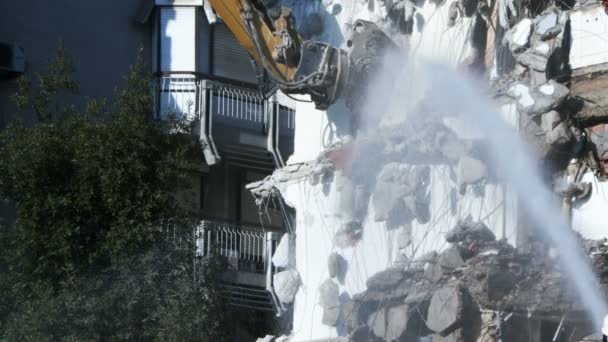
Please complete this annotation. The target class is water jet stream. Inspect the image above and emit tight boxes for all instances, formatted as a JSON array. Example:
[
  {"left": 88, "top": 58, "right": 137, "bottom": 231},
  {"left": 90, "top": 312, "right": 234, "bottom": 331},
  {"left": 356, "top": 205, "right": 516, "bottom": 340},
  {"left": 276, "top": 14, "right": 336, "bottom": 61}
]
[{"left": 365, "top": 57, "right": 608, "bottom": 328}]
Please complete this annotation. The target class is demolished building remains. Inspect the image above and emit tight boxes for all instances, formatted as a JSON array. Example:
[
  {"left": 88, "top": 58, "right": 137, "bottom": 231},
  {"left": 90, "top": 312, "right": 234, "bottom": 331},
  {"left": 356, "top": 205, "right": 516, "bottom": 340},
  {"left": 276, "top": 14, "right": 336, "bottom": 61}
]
[{"left": 248, "top": 0, "right": 608, "bottom": 341}]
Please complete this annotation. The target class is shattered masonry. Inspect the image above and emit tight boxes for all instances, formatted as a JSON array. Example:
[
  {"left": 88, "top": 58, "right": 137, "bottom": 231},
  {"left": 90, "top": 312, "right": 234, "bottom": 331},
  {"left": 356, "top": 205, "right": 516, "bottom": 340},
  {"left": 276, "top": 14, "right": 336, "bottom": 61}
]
[{"left": 252, "top": 0, "right": 608, "bottom": 341}]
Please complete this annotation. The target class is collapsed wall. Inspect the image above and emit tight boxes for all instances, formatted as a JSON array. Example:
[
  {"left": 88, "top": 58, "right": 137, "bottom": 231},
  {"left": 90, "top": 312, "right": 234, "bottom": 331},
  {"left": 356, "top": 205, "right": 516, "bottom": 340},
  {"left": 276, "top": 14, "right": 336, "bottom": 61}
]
[{"left": 249, "top": 0, "right": 608, "bottom": 341}]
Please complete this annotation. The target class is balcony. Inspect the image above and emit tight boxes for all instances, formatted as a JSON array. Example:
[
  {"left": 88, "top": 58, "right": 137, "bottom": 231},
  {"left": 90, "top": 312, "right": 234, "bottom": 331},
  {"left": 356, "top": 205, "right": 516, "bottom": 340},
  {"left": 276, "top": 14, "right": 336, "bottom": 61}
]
[
  {"left": 196, "top": 220, "right": 284, "bottom": 313},
  {"left": 152, "top": 74, "right": 295, "bottom": 169}
]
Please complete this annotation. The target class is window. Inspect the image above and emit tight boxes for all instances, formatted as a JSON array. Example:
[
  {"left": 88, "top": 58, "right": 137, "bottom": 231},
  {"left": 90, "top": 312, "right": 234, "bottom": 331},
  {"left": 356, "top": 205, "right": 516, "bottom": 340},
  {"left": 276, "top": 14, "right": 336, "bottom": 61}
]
[
  {"left": 159, "top": 7, "right": 196, "bottom": 72},
  {"left": 211, "top": 23, "right": 259, "bottom": 84}
]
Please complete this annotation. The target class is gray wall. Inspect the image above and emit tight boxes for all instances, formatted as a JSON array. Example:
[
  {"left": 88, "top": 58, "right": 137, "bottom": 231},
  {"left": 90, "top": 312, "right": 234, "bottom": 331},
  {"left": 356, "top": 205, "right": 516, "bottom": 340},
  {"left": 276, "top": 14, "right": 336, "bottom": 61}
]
[{"left": 0, "top": 0, "right": 152, "bottom": 125}]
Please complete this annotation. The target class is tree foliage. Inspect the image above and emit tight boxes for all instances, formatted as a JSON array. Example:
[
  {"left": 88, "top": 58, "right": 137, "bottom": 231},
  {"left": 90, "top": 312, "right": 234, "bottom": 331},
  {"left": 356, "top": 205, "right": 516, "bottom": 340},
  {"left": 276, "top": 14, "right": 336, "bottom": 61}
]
[{"left": 0, "top": 46, "right": 229, "bottom": 341}]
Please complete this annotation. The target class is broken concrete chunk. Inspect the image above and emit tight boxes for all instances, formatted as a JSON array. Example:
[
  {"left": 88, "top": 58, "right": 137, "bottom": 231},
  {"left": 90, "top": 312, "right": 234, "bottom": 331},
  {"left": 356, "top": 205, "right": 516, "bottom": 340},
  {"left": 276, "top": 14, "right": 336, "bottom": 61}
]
[
  {"left": 334, "top": 220, "right": 363, "bottom": 248},
  {"left": 555, "top": 181, "right": 592, "bottom": 200},
  {"left": 505, "top": 18, "right": 533, "bottom": 54},
  {"left": 393, "top": 252, "right": 409, "bottom": 269},
  {"left": 535, "top": 11, "right": 561, "bottom": 40},
  {"left": 319, "top": 278, "right": 340, "bottom": 309},
  {"left": 438, "top": 246, "right": 465, "bottom": 269},
  {"left": 426, "top": 285, "right": 464, "bottom": 334},
  {"left": 517, "top": 48, "right": 549, "bottom": 71},
  {"left": 272, "top": 234, "right": 290, "bottom": 268},
  {"left": 448, "top": 1, "right": 459, "bottom": 27},
  {"left": 509, "top": 79, "right": 569, "bottom": 115},
  {"left": 368, "top": 308, "right": 387, "bottom": 339},
  {"left": 508, "top": 83, "right": 535, "bottom": 110},
  {"left": 546, "top": 121, "right": 573, "bottom": 146},
  {"left": 457, "top": 156, "right": 487, "bottom": 185},
  {"left": 350, "top": 325, "right": 374, "bottom": 342},
  {"left": 273, "top": 269, "right": 301, "bottom": 305},
  {"left": 411, "top": 251, "right": 438, "bottom": 269},
  {"left": 445, "top": 217, "right": 496, "bottom": 243},
  {"left": 341, "top": 299, "right": 359, "bottom": 332},
  {"left": 386, "top": 304, "right": 410, "bottom": 341},
  {"left": 540, "top": 110, "right": 561, "bottom": 133},
  {"left": 538, "top": 80, "right": 569, "bottom": 98},
  {"left": 366, "top": 268, "right": 405, "bottom": 291},
  {"left": 396, "top": 223, "right": 413, "bottom": 250},
  {"left": 424, "top": 261, "right": 444, "bottom": 281},
  {"left": 328, "top": 252, "right": 347, "bottom": 279},
  {"left": 322, "top": 306, "right": 341, "bottom": 327},
  {"left": 404, "top": 285, "right": 432, "bottom": 305},
  {"left": 486, "top": 270, "right": 518, "bottom": 301},
  {"left": 367, "top": 305, "right": 410, "bottom": 341},
  {"left": 373, "top": 163, "right": 419, "bottom": 221},
  {"left": 368, "top": 304, "right": 410, "bottom": 341}
]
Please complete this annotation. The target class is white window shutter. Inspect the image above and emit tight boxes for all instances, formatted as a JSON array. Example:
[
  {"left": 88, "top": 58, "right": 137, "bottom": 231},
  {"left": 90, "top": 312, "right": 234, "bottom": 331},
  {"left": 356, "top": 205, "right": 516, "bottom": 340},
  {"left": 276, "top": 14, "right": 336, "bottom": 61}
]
[
  {"left": 160, "top": 7, "right": 196, "bottom": 72},
  {"left": 212, "top": 24, "right": 258, "bottom": 84}
]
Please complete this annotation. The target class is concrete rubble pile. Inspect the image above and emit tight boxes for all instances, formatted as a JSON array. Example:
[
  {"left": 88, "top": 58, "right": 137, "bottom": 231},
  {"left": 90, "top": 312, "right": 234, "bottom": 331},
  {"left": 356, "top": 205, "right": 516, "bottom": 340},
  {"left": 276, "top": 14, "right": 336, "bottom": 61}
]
[
  {"left": 498, "top": 2, "right": 608, "bottom": 173},
  {"left": 334, "top": 219, "right": 608, "bottom": 341}
]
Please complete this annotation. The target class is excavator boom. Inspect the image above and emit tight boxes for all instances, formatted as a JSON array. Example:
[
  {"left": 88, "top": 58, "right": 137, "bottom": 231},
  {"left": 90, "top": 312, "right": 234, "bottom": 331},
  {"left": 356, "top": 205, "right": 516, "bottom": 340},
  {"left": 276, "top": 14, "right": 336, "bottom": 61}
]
[
  {"left": 207, "top": 0, "right": 300, "bottom": 82},
  {"left": 206, "top": 0, "right": 395, "bottom": 115}
]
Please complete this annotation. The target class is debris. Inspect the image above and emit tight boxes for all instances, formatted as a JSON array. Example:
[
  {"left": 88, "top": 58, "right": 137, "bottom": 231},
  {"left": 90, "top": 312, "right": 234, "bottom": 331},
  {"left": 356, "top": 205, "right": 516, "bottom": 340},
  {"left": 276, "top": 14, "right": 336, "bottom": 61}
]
[
  {"left": 457, "top": 156, "right": 487, "bottom": 185},
  {"left": 426, "top": 285, "right": 465, "bottom": 334},
  {"left": 508, "top": 81, "right": 569, "bottom": 116},
  {"left": 517, "top": 49, "right": 549, "bottom": 71},
  {"left": 396, "top": 224, "right": 413, "bottom": 249},
  {"left": 334, "top": 220, "right": 363, "bottom": 248},
  {"left": 274, "top": 269, "right": 301, "bottom": 305},
  {"left": 328, "top": 252, "right": 347, "bottom": 280},
  {"left": 438, "top": 246, "right": 465, "bottom": 269},
  {"left": 366, "top": 268, "right": 406, "bottom": 291},
  {"left": 534, "top": 10, "right": 561, "bottom": 40},
  {"left": 322, "top": 306, "right": 341, "bottom": 326},
  {"left": 445, "top": 217, "right": 496, "bottom": 244},
  {"left": 424, "top": 261, "right": 444, "bottom": 281},
  {"left": 372, "top": 163, "right": 420, "bottom": 221},
  {"left": 368, "top": 304, "right": 410, "bottom": 340},
  {"left": 272, "top": 234, "right": 290, "bottom": 268},
  {"left": 448, "top": 1, "right": 460, "bottom": 27},
  {"left": 555, "top": 181, "right": 592, "bottom": 200},
  {"left": 505, "top": 18, "right": 533, "bottom": 54},
  {"left": 319, "top": 278, "right": 340, "bottom": 309}
]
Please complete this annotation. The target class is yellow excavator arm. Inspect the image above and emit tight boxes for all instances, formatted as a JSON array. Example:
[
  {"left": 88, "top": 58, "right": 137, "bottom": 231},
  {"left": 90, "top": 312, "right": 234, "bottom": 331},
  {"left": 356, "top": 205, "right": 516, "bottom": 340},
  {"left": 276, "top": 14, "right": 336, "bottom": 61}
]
[
  {"left": 206, "top": 0, "right": 395, "bottom": 114},
  {"left": 207, "top": 0, "right": 300, "bottom": 83}
]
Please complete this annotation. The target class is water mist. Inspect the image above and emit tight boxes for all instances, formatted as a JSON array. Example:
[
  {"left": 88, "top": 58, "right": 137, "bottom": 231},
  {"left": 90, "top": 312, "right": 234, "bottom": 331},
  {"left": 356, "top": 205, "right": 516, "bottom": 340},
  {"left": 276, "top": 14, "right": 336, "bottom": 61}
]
[{"left": 358, "top": 57, "right": 608, "bottom": 328}]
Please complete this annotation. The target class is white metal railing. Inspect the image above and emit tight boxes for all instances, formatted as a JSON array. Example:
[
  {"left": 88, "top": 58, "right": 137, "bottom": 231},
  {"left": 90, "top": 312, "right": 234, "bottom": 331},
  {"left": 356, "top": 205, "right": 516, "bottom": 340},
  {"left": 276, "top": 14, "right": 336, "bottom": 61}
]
[
  {"left": 152, "top": 76, "right": 199, "bottom": 121},
  {"left": 161, "top": 219, "right": 286, "bottom": 315},
  {"left": 152, "top": 76, "right": 294, "bottom": 128},
  {"left": 210, "top": 83, "right": 267, "bottom": 124},
  {"left": 153, "top": 76, "right": 296, "bottom": 169},
  {"left": 196, "top": 220, "right": 280, "bottom": 274}
]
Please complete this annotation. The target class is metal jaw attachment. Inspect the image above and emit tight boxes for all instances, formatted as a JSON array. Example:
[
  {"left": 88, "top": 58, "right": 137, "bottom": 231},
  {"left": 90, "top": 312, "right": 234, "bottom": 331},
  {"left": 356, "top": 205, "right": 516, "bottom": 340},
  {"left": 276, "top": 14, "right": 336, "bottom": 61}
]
[{"left": 283, "top": 40, "right": 349, "bottom": 111}]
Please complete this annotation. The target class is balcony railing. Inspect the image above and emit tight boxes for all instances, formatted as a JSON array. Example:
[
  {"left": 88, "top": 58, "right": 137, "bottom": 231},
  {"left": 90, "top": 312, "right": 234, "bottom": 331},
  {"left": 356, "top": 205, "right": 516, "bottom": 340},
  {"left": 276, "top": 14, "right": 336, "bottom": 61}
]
[
  {"left": 211, "top": 83, "right": 266, "bottom": 125},
  {"left": 196, "top": 220, "right": 285, "bottom": 314},
  {"left": 196, "top": 221, "right": 277, "bottom": 273},
  {"left": 152, "top": 76, "right": 296, "bottom": 167},
  {"left": 153, "top": 76, "right": 199, "bottom": 121}
]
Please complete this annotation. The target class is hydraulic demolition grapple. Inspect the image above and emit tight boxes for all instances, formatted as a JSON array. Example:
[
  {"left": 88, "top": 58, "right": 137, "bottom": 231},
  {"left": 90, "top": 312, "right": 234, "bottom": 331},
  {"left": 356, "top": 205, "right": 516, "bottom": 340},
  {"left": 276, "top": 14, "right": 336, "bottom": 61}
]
[{"left": 207, "top": 0, "right": 396, "bottom": 116}]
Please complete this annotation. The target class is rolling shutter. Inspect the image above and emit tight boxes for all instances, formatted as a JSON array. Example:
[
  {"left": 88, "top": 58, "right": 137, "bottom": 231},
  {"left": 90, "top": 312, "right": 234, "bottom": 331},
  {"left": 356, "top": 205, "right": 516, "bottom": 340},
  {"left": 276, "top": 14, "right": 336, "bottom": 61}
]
[
  {"left": 160, "top": 7, "right": 196, "bottom": 72},
  {"left": 212, "top": 23, "right": 258, "bottom": 84}
]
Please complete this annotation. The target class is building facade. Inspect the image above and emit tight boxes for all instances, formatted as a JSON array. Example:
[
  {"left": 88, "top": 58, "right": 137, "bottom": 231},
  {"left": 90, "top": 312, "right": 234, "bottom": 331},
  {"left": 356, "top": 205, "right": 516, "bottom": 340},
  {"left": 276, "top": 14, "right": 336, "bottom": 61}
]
[{"left": 0, "top": 0, "right": 296, "bottom": 340}]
